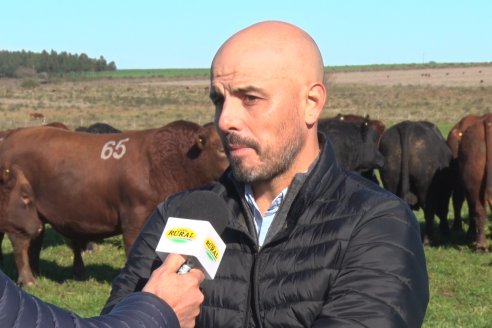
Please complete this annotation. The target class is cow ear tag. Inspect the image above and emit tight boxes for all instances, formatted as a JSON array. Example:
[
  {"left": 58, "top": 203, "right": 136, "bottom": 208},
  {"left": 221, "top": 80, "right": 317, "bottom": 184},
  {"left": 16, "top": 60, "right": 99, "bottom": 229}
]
[
  {"left": 2, "top": 168, "right": 10, "bottom": 182},
  {"left": 1, "top": 167, "right": 16, "bottom": 189},
  {"left": 196, "top": 135, "right": 207, "bottom": 150}
]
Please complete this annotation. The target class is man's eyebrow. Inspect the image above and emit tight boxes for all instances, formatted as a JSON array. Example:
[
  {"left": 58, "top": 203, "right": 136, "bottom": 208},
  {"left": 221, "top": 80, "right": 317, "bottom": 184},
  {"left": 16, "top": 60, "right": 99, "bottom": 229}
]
[
  {"left": 231, "top": 86, "right": 266, "bottom": 95},
  {"left": 209, "top": 85, "right": 266, "bottom": 100}
]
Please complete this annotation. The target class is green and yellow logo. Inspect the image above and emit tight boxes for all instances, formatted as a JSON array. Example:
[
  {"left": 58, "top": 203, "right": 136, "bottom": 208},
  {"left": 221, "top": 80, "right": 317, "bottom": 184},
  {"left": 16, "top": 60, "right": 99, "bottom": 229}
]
[
  {"left": 166, "top": 227, "right": 196, "bottom": 243},
  {"left": 204, "top": 238, "right": 220, "bottom": 262}
]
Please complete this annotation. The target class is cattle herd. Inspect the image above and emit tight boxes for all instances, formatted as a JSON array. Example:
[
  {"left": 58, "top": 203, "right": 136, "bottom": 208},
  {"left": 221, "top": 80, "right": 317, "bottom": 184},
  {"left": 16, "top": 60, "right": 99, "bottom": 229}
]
[{"left": 0, "top": 114, "right": 491, "bottom": 286}]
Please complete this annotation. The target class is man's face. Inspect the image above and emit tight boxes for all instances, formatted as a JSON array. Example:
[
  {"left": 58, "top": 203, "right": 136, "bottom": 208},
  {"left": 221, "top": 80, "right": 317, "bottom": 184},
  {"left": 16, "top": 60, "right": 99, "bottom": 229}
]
[{"left": 210, "top": 55, "right": 306, "bottom": 184}]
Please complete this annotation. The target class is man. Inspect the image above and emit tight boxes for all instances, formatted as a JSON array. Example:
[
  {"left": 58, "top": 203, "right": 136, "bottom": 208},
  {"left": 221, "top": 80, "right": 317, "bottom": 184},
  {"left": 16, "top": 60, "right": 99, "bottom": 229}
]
[
  {"left": 1, "top": 254, "right": 203, "bottom": 328},
  {"left": 103, "top": 21, "right": 429, "bottom": 327}
]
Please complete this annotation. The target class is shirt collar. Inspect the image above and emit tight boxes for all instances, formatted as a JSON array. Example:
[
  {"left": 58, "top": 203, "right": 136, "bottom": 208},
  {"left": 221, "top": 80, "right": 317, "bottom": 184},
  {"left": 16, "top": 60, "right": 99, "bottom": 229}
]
[{"left": 244, "top": 184, "right": 288, "bottom": 216}]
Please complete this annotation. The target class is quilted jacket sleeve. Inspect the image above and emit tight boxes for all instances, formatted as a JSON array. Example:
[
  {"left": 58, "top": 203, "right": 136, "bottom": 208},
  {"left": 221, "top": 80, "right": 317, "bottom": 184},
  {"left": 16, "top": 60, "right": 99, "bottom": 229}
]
[
  {"left": 313, "top": 197, "right": 429, "bottom": 328},
  {"left": 0, "top": 269, "right": 179, "bottom": 328}
]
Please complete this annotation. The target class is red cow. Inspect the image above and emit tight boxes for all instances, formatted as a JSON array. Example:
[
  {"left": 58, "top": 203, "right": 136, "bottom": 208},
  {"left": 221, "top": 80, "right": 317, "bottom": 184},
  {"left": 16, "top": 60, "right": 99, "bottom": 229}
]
[
  {"left": 457, "top": 113, "right": 492, "bottom": 251},
  {"left": 0, "top": 120, "right": 229, "bottom": 285},
  {"left": 446, "top": 114, "right": 485, "bottom": 235}
]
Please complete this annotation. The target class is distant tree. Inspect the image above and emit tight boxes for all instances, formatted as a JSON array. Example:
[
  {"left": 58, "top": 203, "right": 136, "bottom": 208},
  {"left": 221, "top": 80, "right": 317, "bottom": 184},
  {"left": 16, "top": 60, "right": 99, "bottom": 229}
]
[
  {"left": 0, "top": 49, "right": 118, "bottom": 77},
  {"left": 108, "top": 61, "right": 117, "bottom": 70}
]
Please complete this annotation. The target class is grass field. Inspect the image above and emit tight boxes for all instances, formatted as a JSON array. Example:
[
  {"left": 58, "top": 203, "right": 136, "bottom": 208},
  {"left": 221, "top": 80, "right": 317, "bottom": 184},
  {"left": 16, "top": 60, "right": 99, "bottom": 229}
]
[{"left": 1, "top": 65, "right": 492, "bottom": 326}]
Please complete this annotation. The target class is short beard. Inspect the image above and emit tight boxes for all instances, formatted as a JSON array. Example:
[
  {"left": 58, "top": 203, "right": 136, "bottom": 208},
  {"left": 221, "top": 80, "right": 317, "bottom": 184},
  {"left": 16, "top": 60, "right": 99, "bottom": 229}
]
[{"left": 226, "top": 129, "right": 304, "bottom": 184}]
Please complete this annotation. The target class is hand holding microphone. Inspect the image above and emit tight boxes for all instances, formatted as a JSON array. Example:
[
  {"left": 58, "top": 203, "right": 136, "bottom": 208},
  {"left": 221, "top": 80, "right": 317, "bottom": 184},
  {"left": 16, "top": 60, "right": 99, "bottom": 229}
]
[{"left": 143, "top": 253, "right": 205, "bottom": 328}]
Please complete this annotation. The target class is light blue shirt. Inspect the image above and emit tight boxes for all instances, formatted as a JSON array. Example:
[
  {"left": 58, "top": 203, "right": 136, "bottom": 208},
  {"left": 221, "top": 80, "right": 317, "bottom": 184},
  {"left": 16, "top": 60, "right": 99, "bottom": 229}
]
[{"left": 244, "top": 184, "right": 288, "bottom": 247}]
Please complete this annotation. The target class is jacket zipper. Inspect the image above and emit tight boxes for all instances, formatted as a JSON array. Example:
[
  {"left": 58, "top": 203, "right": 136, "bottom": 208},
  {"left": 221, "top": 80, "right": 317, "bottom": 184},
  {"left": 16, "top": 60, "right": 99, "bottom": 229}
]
[
  {"left": 231, "top": 179, "right": 263, "bottom": 328},
  {"left": 243, "top": 251, "right": 262, "bottom": 328}
]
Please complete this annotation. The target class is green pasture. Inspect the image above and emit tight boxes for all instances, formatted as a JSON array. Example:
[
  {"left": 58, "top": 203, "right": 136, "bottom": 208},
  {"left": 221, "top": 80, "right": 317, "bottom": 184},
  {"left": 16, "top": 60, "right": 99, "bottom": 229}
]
[{"left": 64, "top": 68, "right": 210, "bottom": 80}]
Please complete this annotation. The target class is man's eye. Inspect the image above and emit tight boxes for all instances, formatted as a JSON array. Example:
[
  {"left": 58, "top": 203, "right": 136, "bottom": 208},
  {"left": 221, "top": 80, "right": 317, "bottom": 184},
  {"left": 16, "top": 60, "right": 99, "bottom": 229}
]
[{"left": 243, "top": 95, "right": 259, "bottom": 105}]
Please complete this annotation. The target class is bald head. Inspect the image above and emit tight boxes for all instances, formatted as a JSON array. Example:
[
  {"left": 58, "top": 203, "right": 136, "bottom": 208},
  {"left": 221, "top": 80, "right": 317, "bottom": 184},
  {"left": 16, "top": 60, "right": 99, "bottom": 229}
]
[
  {"left": 212, "top": 21, "right": 325, "bottom": 84},
  {"left": 210, "top": 21, "right": 326, "bottom": 193}
]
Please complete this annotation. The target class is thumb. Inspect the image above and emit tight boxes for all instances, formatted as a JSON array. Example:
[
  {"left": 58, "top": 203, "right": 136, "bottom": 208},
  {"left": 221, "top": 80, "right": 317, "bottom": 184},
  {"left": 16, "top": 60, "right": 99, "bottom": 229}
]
[{"left": 161, "top": 253, "right": 187, "bottom": 272}]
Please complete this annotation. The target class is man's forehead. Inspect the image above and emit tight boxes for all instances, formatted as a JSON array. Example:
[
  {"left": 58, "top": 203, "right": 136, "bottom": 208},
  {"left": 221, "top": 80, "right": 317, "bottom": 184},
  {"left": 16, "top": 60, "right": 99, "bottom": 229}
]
[
  {"left": 210, "top": 67, "right": 282, "bottom": 94},
  {"left": 212, "top": 54, "right": 288, "bottom": 82}
]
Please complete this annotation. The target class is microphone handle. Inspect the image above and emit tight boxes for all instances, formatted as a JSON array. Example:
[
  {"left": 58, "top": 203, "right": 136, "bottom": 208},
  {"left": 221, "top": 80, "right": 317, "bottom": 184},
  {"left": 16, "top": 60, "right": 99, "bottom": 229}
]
[{"left": 177, "top": 259, "right": 193, "bottom": 275}]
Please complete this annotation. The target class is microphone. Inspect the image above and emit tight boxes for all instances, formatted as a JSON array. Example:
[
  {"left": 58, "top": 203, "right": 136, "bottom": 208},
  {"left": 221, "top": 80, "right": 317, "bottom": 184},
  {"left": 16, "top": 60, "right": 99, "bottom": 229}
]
[{"left": 155, "top": 190, "right": 229, "bottom": 279}]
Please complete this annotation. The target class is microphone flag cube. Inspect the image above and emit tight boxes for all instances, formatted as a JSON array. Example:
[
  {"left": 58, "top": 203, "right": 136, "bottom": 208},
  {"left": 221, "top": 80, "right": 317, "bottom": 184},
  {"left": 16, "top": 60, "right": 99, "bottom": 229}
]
[{"left": 156, "top": 217, "right": 226, "bottom": 279}]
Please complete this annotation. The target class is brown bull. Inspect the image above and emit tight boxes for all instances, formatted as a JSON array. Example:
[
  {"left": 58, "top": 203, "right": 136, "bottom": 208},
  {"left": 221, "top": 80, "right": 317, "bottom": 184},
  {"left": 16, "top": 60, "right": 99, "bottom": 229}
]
[
  {"left": 446, "top": 114, "right": 485, "bottom": 235},
  {"left": 457, "top": 113, "right": 492, "bottom": 251},
  {"left": 0, "top": 120, "right": 229, "bottom": 285}
]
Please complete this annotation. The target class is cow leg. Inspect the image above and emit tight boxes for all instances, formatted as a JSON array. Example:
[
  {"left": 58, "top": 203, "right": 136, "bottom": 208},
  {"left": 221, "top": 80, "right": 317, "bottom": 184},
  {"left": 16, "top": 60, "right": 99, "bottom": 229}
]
[
  {"left": 28, "top": 225, "right": 45, "bottom": 276},
  {"left": 435, "top": 195, "right": 451, "bottom": 243},
  {"left": 464, "top": 194, "right": 478, "bottom": 242},
  {"left": 474, "top": 199, "right": 488, "bottom": 252},
  {"left": 451, "top": 188, "right": 465, "bottom": 233},
  {"left": 120, "top": 209, "right": 151, "bottom": 255},
  {"left": 422, "top": 208, "right": 435, "bottom": 246},
  {"left": 70, "top": 239, "right": 86, "bottom": 278},
  {"left": 8, "top": 233, "right": 36, "bottom": 286},
  {"left": 437, "top": 210, "right": 451, "bottom": 243},
  {"left": 0, "top": 232, "right": 4, "bottom": 266},
  {"left": 474, "top": 212, "right": 488, "bottom": 252},
  {"left": 468, "top": 198, "right": 488, "bottom": 252},
  {"left": 466, "top": 212, "right": 477, "bottom": 241}
]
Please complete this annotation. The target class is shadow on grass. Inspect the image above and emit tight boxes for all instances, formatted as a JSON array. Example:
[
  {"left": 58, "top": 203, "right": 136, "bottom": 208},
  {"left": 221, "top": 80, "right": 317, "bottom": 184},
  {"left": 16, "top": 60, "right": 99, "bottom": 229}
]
[
  {"left": 419, "top": 218, "right": 492, "bottom": 253},
  {"left": 1, "top": 251, "right": 121, "bottom": 284},
  {"left": 38, "top": 259, "right": 122, "bottom": 284}
]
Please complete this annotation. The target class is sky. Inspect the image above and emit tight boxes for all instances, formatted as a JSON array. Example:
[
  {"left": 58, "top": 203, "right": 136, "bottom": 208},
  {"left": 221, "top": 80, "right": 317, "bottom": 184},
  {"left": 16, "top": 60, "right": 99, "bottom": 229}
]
[{"left": 2, "top": 0, "right": 491, "bottom": 69}]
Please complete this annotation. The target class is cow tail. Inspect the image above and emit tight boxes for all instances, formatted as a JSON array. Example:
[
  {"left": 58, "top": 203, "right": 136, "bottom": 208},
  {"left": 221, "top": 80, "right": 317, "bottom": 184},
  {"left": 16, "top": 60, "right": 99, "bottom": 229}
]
[
  {"left": 484, "top": 115, "right": 492, "bottom": 208},
  {"left": 399, "top": 122, "right": 411, "bottom": 203}
]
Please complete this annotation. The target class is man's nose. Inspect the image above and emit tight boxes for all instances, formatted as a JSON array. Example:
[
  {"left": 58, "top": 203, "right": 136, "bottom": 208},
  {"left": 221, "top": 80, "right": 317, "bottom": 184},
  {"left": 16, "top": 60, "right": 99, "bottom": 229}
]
[{"left": 216, "top": 98, "right": 241, "bottom": 133}]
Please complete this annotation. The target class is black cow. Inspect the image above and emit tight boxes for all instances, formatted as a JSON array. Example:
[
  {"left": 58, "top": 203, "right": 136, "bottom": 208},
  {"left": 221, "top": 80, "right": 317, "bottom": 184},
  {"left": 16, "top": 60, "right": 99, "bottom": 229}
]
[
  {"left": 333, "top": 113, "right": 386, "bottom": 141},
  {"left": 379, "top": 120, "right": 452, "bottom": 245},
  {"left": 76, "top": 122, "right": 121, "bottom": 134},
  {"left": 318, "top": 117, "right": 384, "bottom": 178}
]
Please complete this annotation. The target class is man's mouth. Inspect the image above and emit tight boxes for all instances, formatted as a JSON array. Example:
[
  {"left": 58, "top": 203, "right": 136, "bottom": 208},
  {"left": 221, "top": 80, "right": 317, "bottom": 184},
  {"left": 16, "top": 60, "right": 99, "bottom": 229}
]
[{"left": 225, "top": 134, "right": 260, "bottom": 154}]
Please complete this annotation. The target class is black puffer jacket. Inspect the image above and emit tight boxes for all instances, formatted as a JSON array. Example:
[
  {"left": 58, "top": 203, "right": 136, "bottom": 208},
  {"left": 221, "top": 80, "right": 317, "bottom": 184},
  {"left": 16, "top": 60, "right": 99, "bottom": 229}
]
[
  {"left": 0, "top": 269, "right": 179, "bottom": 327},
  {"left": 103, "top": 138, "right": 429, "bottom": 327}
]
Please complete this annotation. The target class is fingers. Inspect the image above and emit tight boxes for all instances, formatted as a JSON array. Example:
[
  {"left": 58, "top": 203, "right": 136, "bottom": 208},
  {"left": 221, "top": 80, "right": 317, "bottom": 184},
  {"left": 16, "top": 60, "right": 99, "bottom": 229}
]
[
  {"left": 187, "top": 267, "right": 205, "bottom": 284},
  {"left": 160, "top": 254, "right": 205, "bottom": 283}
]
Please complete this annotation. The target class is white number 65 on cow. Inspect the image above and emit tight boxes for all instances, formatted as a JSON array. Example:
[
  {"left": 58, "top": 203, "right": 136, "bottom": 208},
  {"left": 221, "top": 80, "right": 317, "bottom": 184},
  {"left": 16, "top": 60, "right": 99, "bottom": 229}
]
[{"left": 100, "top": 138, "right": 130, "bottom": 160}]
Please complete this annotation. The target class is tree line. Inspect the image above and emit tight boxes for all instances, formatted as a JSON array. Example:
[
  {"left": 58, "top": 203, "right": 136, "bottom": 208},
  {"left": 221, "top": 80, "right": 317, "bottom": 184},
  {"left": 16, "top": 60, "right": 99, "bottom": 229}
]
[{"left": 0, "top": 50, "right": 117, "bottom": 78}]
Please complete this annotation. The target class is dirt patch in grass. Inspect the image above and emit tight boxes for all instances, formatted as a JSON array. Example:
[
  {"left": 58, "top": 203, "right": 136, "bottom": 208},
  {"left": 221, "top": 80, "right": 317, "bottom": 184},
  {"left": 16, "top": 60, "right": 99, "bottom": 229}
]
[{"left": 327, "top": 65, "right": 491, "bottom": 87}]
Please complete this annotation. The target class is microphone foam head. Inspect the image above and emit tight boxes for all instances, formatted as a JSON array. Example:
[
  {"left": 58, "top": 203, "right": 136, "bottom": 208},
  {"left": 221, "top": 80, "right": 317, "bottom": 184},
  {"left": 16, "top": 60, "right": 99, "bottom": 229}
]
[{"left": 176, "top": 190, "right": 229, "bottom": 234}]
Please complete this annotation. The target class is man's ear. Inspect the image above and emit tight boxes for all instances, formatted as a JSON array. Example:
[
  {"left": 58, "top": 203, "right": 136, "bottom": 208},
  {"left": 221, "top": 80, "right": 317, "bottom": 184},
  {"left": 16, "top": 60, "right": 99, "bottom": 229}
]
[{"left": 305, "top": 82, "right": 326, "bottom": 126}]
